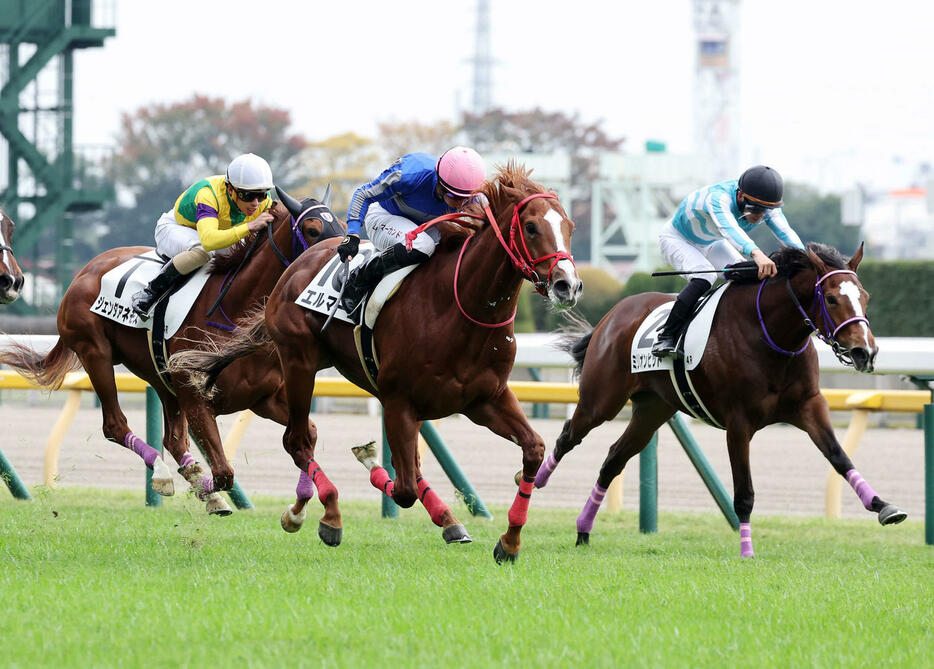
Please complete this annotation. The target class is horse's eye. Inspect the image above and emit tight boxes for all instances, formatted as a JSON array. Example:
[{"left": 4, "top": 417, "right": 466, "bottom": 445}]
[
  {"left": 826, "top": 294, "right": 838, "bottom": 306},
  {"left": 525, "top": 221, "right": 537, "bottom": 235}
]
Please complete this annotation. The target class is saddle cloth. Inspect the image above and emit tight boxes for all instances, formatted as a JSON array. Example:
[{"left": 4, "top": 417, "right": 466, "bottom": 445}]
[
  {"left": 630, "top": 283, "right": 730, "bottom": 374},
  {"left": 90, "top": 250, "right": 212, "bottom": 338}
]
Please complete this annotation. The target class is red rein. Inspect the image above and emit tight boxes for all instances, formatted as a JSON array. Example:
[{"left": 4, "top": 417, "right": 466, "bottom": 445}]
[{"left": 403, "top": 192, "right": 575, "bottom": 328}]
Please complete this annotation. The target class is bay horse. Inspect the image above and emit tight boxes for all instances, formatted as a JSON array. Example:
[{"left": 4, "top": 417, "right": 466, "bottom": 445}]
[
  {"left": 171, "top": 163, "right": 582, "bottom": 560},
  {"left": 0, "top": 205, "right": 25, "bottom": 304},
  {"left": 535, "top": 243, "right": 906, "bottom": 556},
  {"left": 0, "top": 190, "right": 342, "bottom": 514}
]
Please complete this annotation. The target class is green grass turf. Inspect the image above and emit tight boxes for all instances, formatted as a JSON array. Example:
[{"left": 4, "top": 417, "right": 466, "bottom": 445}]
[{"left": 1, "top": 487, "right": 931, "bottom": 668}]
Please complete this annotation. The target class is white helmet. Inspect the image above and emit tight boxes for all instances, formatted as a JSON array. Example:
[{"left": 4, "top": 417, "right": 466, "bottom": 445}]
[{"left": 226, "top": 153, "right": 274, "bottom": 190}]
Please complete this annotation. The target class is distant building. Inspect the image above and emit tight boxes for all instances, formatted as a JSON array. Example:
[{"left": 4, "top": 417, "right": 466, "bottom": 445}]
[{"left": 861, "top": 187, "right": 934, "bottom": 260}]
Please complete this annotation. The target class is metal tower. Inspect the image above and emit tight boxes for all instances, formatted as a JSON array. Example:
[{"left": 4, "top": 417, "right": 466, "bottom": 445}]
[
  {"left": 0, "top": 0, "right": 114, "bottom": 310},
  {"left": 692, "top": 0, "right": 740, "bottom": 181},
  {"left": 470, "top": 0, "right": 493, "bottom": 114}
]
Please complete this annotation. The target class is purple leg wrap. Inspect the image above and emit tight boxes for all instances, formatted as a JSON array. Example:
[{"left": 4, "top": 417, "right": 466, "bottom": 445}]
[
  {"left": 576, "top": 482, "right": 607, "bottom": 534},
  {"left": 296, "top": 470, "right": 315, "bottom": 500},
  {"left": 199, "top": 476, "right": 215, "bottom": 494},
  {"left": 178, "top": 452, "right": 195, "bottom": 468},
  {"left": 740, "top": 522, "right": 754, "bottom": 558},
  {"left": 124, "top": 432, "right": 160, "bottom": 468},
  {"left": 534, "top": 452, "right": 558, "bottom": 488},
  {"left": 845, "top": 469, "right": 878, "bottom": 510}
]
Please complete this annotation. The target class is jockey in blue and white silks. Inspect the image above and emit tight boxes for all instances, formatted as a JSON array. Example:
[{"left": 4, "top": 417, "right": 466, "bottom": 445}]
[
  {"left": 652, "top": 165, "right": 806, "bottom": 358},
  {"left": 336, "top": 147, "right": 487, "bottom": 314}
]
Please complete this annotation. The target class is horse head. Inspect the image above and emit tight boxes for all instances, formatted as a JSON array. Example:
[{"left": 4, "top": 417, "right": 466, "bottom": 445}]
[
  {"left": 479, "top": 163, "right": 583, "bottom": 309},
  {"left": 805, "top": 242, "right": 877, "bottom": 372},
  {"left": 0, "top": 206, "right": 25, "bottom": 304},
  {"left": 276, "top": 184, "right": 345, "bottom": 247}
]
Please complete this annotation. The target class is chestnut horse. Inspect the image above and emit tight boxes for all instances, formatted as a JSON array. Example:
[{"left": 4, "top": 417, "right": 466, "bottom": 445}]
[
  {"left": 171, "top": 163, "right": 582, "bottom": 560},
  {"left": 0, "top": 205, "right": 25, "bottom": 304},
  {"left": 535, "top": 243, "right": 906, "bottom": 556},
  {"left": 0, "top": 190, "right": 342, "bottom": 513}
]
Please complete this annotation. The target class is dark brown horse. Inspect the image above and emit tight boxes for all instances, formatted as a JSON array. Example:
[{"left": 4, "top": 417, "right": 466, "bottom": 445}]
[
  {"left": 0, "top": 205, "right": 25, "bottom": 304},
  {"left": 171, "top": 163, "right": 582, "bottom": 560},
  {"left": 0, "top": 190, "right": 342, "bottom": 513},
  {"left": 535, "top": 243, "right": 906, "bottom": 556}
]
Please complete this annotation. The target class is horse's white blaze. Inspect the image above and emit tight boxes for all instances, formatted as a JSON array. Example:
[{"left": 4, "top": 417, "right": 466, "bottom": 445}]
[
  {"left": 544, "top": 208, "right": 577, "bottom": 287},
  {"left": 839, "top": 280, "right": 870, "bottom": 347},
  {"left": 0, "top": 212, "right": 9, "bottom": 267}
]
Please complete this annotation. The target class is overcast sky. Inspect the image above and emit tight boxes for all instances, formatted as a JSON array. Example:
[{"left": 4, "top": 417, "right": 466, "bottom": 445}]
[{"left": 71, "top": 0, "right": 934, "bottom": 193}]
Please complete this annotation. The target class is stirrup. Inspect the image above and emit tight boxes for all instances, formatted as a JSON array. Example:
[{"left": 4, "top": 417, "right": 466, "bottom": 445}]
[
  {"left": 131, "top": 290, "right": 156, "bottom": 319},
  {"left": 651, "top": 335, "right": 680, "bottom": 359}
]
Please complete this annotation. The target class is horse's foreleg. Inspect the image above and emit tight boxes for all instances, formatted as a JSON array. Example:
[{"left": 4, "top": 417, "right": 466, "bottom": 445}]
[
  {"left": 278, "top": 346, "right": 341, "bottom": 546},
  {"left": 380, "top": 401, "right": 420, "bottom": 509},
  {"left": 74, "top": 342, "right": 174, "bottom": 495},
  {"left": 576, "top": 395, "right": 674, "bottom": 546},
  {"left": 725, "top": 425, "right": 756, "bottom": 558},
  {"left": 466, "top": 391, "right": 545, "bottom": 564},
  {"left": 177, "top": 390, "right": 235, "bottom": 495},
  {"left": 795, "top": 395, "right": 907, "bottom": 525}
]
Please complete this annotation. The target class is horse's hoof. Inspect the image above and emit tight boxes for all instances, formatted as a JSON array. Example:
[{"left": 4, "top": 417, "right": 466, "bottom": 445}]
[
  {"left": 151, "top": 459, "right": 175, "bottom": 496},
  {"left": 575, "top": 532, "right": 590, "bottom": 547},
  {"left": 280, "top": 506, "right": 306, "bottom": 533},
  {"left": 878, "top": 504, "right": 907, "bottom": 526},
  {"left": 493, "top": 539, "right": 517, "bottom": 564},
  {"left": 350, "top": 441, "right": 378, "bottom": 471},
  {"left": 205, "top": 493, "right": 232, "bottom": 516},
  {"left": 513, "top": 471, "right": 522, "bottom": 487},
  {"left": 442, "top": 524, "right": 472, "bottom": 544},
  {"left": 318, "top": 521, "right": 342, "bottom": 547}
]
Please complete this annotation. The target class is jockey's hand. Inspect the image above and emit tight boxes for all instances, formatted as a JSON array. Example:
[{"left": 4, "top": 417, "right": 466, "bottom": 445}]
[
  {"left": 337, "top": 234, "right": 360, "bottom": 261},
  {"left": 751, "top": 249, "right": 777, "bottom": 279},
  {"left": 247, "top": 212, "right": 275, "bottom": 233}
]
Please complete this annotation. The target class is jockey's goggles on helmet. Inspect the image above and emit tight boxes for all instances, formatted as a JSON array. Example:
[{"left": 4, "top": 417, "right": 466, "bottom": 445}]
[
  {"left": 444, "top": 190, "right": 470, "bottom": 205},
  {"left": 235, "top": 188, "right": 267, "bottom": 203}
]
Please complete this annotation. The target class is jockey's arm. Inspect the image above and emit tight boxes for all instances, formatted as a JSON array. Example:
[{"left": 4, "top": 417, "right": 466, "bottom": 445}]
[
  {"left": 345, "top": 165, "right": 403, "bottom": 236},
  {"left": 763, "top": 208, "right": 806, "bottom": 250},
  {"left": 703, "top": 191, "right": 758, "bottom": 258}
]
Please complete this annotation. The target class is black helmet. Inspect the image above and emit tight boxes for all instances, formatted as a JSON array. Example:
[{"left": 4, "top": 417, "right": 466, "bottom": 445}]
[{"left": 738, "top": 165, "right": 783, "bottom": 208}]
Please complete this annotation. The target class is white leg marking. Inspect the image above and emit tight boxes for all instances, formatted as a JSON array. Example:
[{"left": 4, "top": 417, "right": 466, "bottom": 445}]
[{"left": 838, "top": 281, "right": 870, "bottom": 347}]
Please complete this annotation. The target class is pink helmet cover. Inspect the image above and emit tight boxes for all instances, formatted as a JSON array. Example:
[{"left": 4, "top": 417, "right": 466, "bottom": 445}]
[{"left": 436, "top": 146, "right": 486, "bottom": 196}]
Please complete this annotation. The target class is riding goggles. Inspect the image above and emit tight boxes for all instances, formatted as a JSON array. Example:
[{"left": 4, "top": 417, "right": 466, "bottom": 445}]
[{"left": 235, "top": 188, "right": 268, "bottom": 203}]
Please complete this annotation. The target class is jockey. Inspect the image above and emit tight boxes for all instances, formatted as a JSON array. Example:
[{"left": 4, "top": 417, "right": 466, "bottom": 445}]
[
  {"left": 652, "top": 165, "right": 806, "bottom": 358},
  {"left": 131, "top": 153, "right": 275, "bottom": 318},
  {"left": 336, "top": 146, "right": 486, "bottom": 313}
]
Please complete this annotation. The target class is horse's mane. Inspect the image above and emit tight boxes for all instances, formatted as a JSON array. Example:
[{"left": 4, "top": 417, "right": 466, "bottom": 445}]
[
  {"left": 773, "top": 242, "right": 847, "bottom": 277},
  {"left": 209, "top": 202, "right": 288, "bottom": 275}
]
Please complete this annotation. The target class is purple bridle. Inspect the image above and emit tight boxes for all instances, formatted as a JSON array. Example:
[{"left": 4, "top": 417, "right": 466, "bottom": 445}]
[{"left": 756, "top": 268, "right": 870, "bottom": 366}]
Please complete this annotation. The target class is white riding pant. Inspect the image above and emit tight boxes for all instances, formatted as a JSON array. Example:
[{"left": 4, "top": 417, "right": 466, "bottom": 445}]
[
  {"left": 154, "top": 210, "right": 221, "bottom": 259},
  {"left": 363, "top": 202, "right": 440, "bottom": 256},
  {"left": 659, "top": 220, "right": 744, "bottom": 284}
]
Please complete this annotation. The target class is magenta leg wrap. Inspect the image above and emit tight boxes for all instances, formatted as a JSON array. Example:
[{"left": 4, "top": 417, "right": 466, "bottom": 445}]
[
  {"left": 296, "top": 470, "right": 315, "bottom": 501},
  {"left": 199, "top": 476, "right": 215, "bottom": 494},
  {"left": 178, "top": 452, "right": 195, "bottom": 468},
  {"left": 740, "top": 522, "right": 754, "bottom": 558},
  {"left": 576, "top": 482, "right": 607, "bottom": 534},
  {"left": 417, "top": 476, "right": 450, "bottom": 527},
  {"left": 369, "top": 466, "right": 395, "bottom": 497},
  {"left": 308, "top": 460, "right": 337, "bottom": 503},
  {"left": 534, "top": 452, "right": 558, "bottom": 488},
  {"left": 845, "top": 469, "right": 878, "bottom": 510},
  {"left": 507, "top": 476, "right": 535, "bottom": 527},
  {"left": 124, "top": 432, "right": 160, "bottom": 468}
]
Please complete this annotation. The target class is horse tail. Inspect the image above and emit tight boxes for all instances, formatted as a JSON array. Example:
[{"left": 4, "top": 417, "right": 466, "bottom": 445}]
[
  {"left": 556, "top": 311, "right": 593, "bottom": 379},
  {"left": 0, "top": 338, "right": 82, "bottom": 390},
  {"left": 167, "top": 308, "right": 271, "bottom": 399}
]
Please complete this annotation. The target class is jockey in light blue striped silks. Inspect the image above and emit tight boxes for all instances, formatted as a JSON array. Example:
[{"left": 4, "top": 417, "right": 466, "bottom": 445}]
[{"left": 652, "top": 165, "right": 806, "bottom": 358}]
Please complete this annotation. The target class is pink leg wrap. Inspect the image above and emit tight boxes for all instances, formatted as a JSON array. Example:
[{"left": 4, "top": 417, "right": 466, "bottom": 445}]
[
  {"left": 740, "top": 522, "right": 754, "bottom": 558},
  {"left": 417, "top": 476, "right": 449, "bottom": 527},
  {"left": 845, "top": 469, "right": 878, "bottom": 510},
  {"left": 178, "top": 452, "right": 195, "bottom": 468},
  {"left": 308, "top": 460, "right": 338, "bottom": 503},
  {"left": 576, "top": 482, "right": 607, "bottom": 534},
  {"left": 199, "top": 476, "right": 215, "bottom": 494},
  {"left": 534, "top": 452, "right": 558, "bottom": 488},
  {"left": 369, "top": 466, "right": 395, "bottom": 497},
  {"left": 124, "top": 432, "right": 160, "bottom": 468},
  {"left": 296, "top": 470, "right": 315, "bottom": 501},
  {"left": 507, "top": 475, "right": 535, "bottom": 527}
]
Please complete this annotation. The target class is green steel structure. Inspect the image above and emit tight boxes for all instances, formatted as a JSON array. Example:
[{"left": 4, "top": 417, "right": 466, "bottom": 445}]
[{"left": 0, "top": 0, "right": 115, "bottom": 311}]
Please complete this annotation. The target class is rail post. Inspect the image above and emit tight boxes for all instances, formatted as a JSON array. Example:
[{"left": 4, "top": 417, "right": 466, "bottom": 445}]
[
  {"left": 639, "top": 433, "right": 657, "bottom": 533},
  {"left": 381, "top": 417, "right": 398, "bottom": 519},
  {"left": 144, "top": 387, "right": 163, "bottom": 507},
  {"left": 188, "top": 430, "right": 254, "bottom": 510},
  {"left": 0, "top": 448, "right": 32, "bottom": 500},
  {"left": 419, "top": 420, "right": 493, "bottom": 519}
]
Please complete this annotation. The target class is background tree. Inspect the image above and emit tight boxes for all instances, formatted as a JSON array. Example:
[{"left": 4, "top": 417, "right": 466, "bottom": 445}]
[
  {"left": 294, "top": 132, "right": 380, "bottom": 219},
  {"left": 376, "top": 119, "right": 460, "bottom": 162}
]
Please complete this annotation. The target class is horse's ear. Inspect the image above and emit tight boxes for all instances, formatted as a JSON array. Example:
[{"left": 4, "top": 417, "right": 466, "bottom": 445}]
[
  {"left": 275, "top": 185, "right": 303, "bottom": 218},
  {"left": 807, "top": 247, "right": 828, "bottom": 275},
  {"left": 322, "top": 183, "right": 333, "bottom": 209},
  {"left": 847, "top": 241, "right": 865, "bottom": 271}
]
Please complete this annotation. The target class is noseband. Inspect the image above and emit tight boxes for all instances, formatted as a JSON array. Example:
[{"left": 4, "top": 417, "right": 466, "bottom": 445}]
[{"left": 756, "top": 268, "right": 870, "bottom": 366}]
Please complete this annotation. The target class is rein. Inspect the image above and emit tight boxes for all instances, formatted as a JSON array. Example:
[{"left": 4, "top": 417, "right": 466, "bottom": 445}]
[
  {"left": 756, "top": 268, "right": 870, "bottom": 366},
  {"left": 403, "top": 192, "right": 575, "bottom": 327}
]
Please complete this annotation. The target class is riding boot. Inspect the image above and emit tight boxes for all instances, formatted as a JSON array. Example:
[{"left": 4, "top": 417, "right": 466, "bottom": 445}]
[
  {"left": 131, "top": 261, "right": 187, "bottom": 319},
  {"left": 341, "top": 243, "right": 430, "bottom": 314},
  {"left": 651, "top": 277, "right": 711, "bottom": 358}
]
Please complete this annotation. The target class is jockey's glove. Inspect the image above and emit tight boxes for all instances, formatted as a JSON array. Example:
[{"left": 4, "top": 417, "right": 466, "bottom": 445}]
[{"left": 337, "top": 234, "right": 360, "bottom": 261}]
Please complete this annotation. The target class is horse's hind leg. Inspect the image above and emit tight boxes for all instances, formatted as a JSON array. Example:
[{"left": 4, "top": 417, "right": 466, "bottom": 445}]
[
  {"left": 795, "top": 395, "right": 906, "bottom": 526},
  {"left": 575, "top": 394, "right": 674, "bottom": 546},
  {"left": 724, "top": 424, "right": 756, "bottom": 557},
  {"left": 71, "top": 339, "right": 174, "bottom": 495}
]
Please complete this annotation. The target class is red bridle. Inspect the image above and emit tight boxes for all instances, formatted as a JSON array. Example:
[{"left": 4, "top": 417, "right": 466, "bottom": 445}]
[{"left": 403, "top": 192, "right": 576, "bottom": 327}]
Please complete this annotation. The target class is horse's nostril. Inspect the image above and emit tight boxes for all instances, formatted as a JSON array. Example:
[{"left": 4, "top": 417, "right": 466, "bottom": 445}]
[
  {"left": 553, "top": 280, "right": 570, "bottom": 298},
  {"left": 0, "top": 274, "right": 12, "bottom": 292},
  {"left": 13, "top": 275, "right": 24, "bottom": 291}
]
